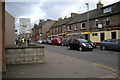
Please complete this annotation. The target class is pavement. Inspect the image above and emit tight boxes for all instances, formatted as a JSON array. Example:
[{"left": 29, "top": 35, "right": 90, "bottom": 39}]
[{"left": 3, "top": 49, "right": 119, "bottom": 78}]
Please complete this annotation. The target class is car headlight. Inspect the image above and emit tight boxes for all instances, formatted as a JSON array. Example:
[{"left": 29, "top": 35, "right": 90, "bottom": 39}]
[{"left": 82, "top": 43, "right": 86, "bottom": 46}]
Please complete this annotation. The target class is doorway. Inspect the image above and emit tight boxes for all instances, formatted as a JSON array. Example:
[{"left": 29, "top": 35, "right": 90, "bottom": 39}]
[
  {"left": 85, "top": 34, "right": 88, "bottom": 40},
  {"left": 100, "top": 33, "right": 105, "bottom": 41},
  {"left": 111, "top": 32, "right": 116, "bottom": 39}
]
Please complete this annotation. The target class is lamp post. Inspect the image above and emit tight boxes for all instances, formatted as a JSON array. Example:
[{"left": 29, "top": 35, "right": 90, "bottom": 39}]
[{"left": 85, "top": 3, "right": 90, "bottom": 32}]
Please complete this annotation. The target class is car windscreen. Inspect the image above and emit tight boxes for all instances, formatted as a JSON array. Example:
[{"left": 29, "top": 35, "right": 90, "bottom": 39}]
[
  {"left": 57, "top": 39, "right": 61, "bottom": 41},
  {"left": 77, "top": 39, "right": 89, "bottom": 43}
]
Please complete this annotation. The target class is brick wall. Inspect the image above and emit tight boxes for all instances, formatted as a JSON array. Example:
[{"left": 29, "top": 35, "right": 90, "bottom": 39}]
[{"left": 5, "top": 11, "right": 15, "bottom": 47}]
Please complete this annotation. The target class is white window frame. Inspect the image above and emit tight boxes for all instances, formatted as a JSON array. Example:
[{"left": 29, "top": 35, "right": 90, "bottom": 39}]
[
  {"left": 103, "top": 7, "right": 112, "bottom": 13},
  {"left": 68, "top": 26, "right": 71, "bottom": 31},
  {"left": 81, "top": 22, "right": 86, "bottom": 29},
  {"left": 74, "top": 25, "right": 77, "bottom": 30},
  {"left": 106, "top": 17, "right": 111, "bottom": 25},
  {"left": 95, "top": 19, "right": 98, "bottom": 27}
]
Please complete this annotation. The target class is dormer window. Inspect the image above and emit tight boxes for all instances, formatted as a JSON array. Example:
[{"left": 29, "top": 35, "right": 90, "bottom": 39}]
[{"left": 103, "top": 7, "right": 112, "bottom": 13}]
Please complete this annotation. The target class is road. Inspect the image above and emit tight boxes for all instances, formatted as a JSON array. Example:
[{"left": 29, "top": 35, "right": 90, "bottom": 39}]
[{"left": 39, "top": 44, "right": 118, "bottom": 70}]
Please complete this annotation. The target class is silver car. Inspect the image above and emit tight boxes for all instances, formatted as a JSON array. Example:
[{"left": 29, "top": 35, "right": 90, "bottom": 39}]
[{"left": 100, "top": 39, "right": 120, "bottom": 51}]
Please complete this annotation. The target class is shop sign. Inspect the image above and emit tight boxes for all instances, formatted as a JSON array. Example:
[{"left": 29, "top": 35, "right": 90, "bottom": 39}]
[{"left": 107, "top": 27, "right": 120, "bottom": 30}]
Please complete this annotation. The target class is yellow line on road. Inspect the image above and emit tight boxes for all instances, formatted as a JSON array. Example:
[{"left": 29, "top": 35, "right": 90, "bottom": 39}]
[{"left": 91, "top": 62, "right": 120, "bottom": 75}]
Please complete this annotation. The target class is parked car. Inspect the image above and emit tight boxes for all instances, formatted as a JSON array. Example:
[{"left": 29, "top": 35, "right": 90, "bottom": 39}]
[
  {"left": 42, "top": 40, "right": 47, "bottom": 44},
  {"left": 88, "top": 40, "right": 97, "bottom": 48},
  {"left": 100, "top": 39, "right": 120, "bottom": 51},
  {"left": 37, "top": 40, "right": 42, "bottom": 44},
  {"left": 51, "top": 38, "right": 62, "bottom": 45},
  {"left": 61, "top": 38, "right": 70, "bottom": 46},
  {"left": 68, "top": 39, "right": 93, "bottom": 51},
  {"left": 46, "top": 40, "right": 52, "bottom": 44}
]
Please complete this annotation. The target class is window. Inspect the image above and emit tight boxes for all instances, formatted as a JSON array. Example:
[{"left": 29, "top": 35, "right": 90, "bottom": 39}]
[
  {"left": 92, "top": 33, "right": 98, "bottom": 36},
  {"left": 81, "top": 22, "right": 85, "bottom": 29},
  {"left": 61, "top": 26, "right": 62, "bottom": 33},
  {"left": 106, "top": 17, "right": 110, "bottom": 25},
  {"left": 74, "top": 25, "right": 77, "bottom": 30},
  {"left": 103, "top": 7, "right": 112, "bottom": 13},
  {"left": 68, "top": 26, "right": 71, "bottom": 31},
  {"left": 95, "top": 19, "right": 98, "bottom": 27}
]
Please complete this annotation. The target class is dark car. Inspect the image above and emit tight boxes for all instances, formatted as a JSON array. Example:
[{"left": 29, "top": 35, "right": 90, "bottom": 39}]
[
  {"left": 88, "top": 40, "right": 97, "bottom": 48},
  {"left": 68, "top": 39, "right": 93, "bottom": 51},
  {"left": 100, "top": 39, "right": 120, "bottom": 51},
  {"left": 61, "top": 38, "right": 70, "bottom": 46}
]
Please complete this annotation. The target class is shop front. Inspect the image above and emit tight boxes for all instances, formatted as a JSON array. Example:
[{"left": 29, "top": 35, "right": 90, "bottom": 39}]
[
  {"left": 90, "top": 30, "right": 120, "bottom": 43},
  {"left": 81, "top": 32, "right": 90, "bottom": 40},
  {"left": 58, "top": 32, "right": 68, "bottom": 38},
  {"left": 66, "top": 33, "right": 83, "bottom": 39}
]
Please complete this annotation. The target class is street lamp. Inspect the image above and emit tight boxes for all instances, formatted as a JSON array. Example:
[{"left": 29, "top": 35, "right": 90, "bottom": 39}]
[{"left": 85, "top": 3, "right": 90, "bottom": 32}]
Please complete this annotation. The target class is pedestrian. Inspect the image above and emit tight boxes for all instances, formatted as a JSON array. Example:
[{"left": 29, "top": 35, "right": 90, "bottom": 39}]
[
  {"left": 15, "top": 39, "right": 19, "bottom": 46},
  {"left": 21, "top": 37, "right": 25, "bottom": 44},
  {"left": 27, "top": 38, "right": 30, "bottom": 46}
]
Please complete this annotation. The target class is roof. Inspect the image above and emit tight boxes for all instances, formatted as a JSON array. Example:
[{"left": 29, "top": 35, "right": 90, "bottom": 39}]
[
  {"left": 68, "top": 2, "right": 120, "bottom": 25},
  {"left": 51, "top": 17, "right": 73, "bottom": 28},
  {"left": 50, "top": 2, "right": 120, "bottom": 27}
]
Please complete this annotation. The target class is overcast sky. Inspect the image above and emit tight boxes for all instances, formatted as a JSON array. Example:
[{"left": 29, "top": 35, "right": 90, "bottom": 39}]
[{"left": 5, "top": 0, "right": 119, "bottom": 33}]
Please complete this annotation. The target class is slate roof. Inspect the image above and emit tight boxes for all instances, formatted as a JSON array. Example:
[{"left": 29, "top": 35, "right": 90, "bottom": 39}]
[
  {"left": 68, "top": 2, "right": 120, "bottom": 25},
  {"left": 51, "top": 17, "right": 73, "bottom": 28},
  {"left": 50, "top": 2, "right": 120, "bottom": 28}
]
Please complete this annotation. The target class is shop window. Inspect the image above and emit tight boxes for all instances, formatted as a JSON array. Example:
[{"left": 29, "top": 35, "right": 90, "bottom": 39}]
[
  {"left": 81, "top": 22, "right": 85, "bottom": 29},
  {"left": 92, "top": 33, "right": 98, "bottom": 36}
]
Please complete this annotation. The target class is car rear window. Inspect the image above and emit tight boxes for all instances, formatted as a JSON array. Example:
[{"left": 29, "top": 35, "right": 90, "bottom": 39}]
[{"left": 77, "top": 39, "right": 88, "bottom": 43}]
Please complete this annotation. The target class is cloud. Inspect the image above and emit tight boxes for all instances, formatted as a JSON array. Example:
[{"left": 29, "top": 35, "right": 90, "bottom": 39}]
[{"left": 5, "top": 0, "right": 119, "bottom": 34}]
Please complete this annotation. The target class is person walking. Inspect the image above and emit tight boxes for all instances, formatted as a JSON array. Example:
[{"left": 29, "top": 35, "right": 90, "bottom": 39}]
[{"left": 27, "top": 38, "right": 30, "bottom": 46}]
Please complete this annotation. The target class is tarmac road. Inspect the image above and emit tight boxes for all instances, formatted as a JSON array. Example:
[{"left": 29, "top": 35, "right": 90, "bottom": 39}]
[{"left": 41, "top": 44, "right": 119, "bottom": 70}]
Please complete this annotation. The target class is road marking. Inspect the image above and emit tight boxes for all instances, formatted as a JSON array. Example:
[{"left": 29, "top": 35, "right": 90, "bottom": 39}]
[
  {"left": 91, "top": 62, "right": 120, "bottom": 75},
  {"left": 45, "top": 49, "right": 120, "bottom": 76}
]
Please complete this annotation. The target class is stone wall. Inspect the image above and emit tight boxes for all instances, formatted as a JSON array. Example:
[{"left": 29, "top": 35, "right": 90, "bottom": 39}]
[{"left": 6, "top": 46, "right": 44, "bottom": 65}]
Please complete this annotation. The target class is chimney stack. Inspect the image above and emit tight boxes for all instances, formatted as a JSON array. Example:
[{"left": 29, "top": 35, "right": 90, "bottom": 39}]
[
  {"left": 47, "top": 19, "right": 51, "bottom": 21},
  {"left": 58, "top": 17, "right": 62, "bottom": 21},
  {"left": 97, "top": 0, "right": 103, "bottom": 9},
  {"left": 71, "top": 13, "right": 79, "bottom": 17}
]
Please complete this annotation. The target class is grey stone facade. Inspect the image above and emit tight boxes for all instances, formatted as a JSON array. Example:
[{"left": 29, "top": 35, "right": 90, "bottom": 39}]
[{"left": 6, "top": 46, "right": 44, "bottom": 65}]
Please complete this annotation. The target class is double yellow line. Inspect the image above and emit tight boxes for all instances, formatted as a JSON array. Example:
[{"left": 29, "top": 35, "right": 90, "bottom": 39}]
[{"left": 91, "top": 62, "right": 120, "bottom": 75}]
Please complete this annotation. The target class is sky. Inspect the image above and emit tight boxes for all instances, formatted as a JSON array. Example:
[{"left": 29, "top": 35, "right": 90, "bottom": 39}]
[{"left": 5, "top": 0, "right": 119, "bottom": 33}]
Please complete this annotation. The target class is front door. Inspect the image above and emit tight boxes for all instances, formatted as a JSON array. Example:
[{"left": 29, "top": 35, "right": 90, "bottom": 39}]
[
  {"left": 111, "top": 32, "right": 116, "bottom": 39},
  {"left": 100, "top": 33, "right": 105, "bottom": 42}
]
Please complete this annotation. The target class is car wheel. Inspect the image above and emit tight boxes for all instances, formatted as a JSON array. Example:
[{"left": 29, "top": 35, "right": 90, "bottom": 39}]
[
  {"left": 101, "top": 46, "right": 106, "bottom": 50},
  {"left": 79, "top": 47, "right": 83, "bottom": 51}
]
